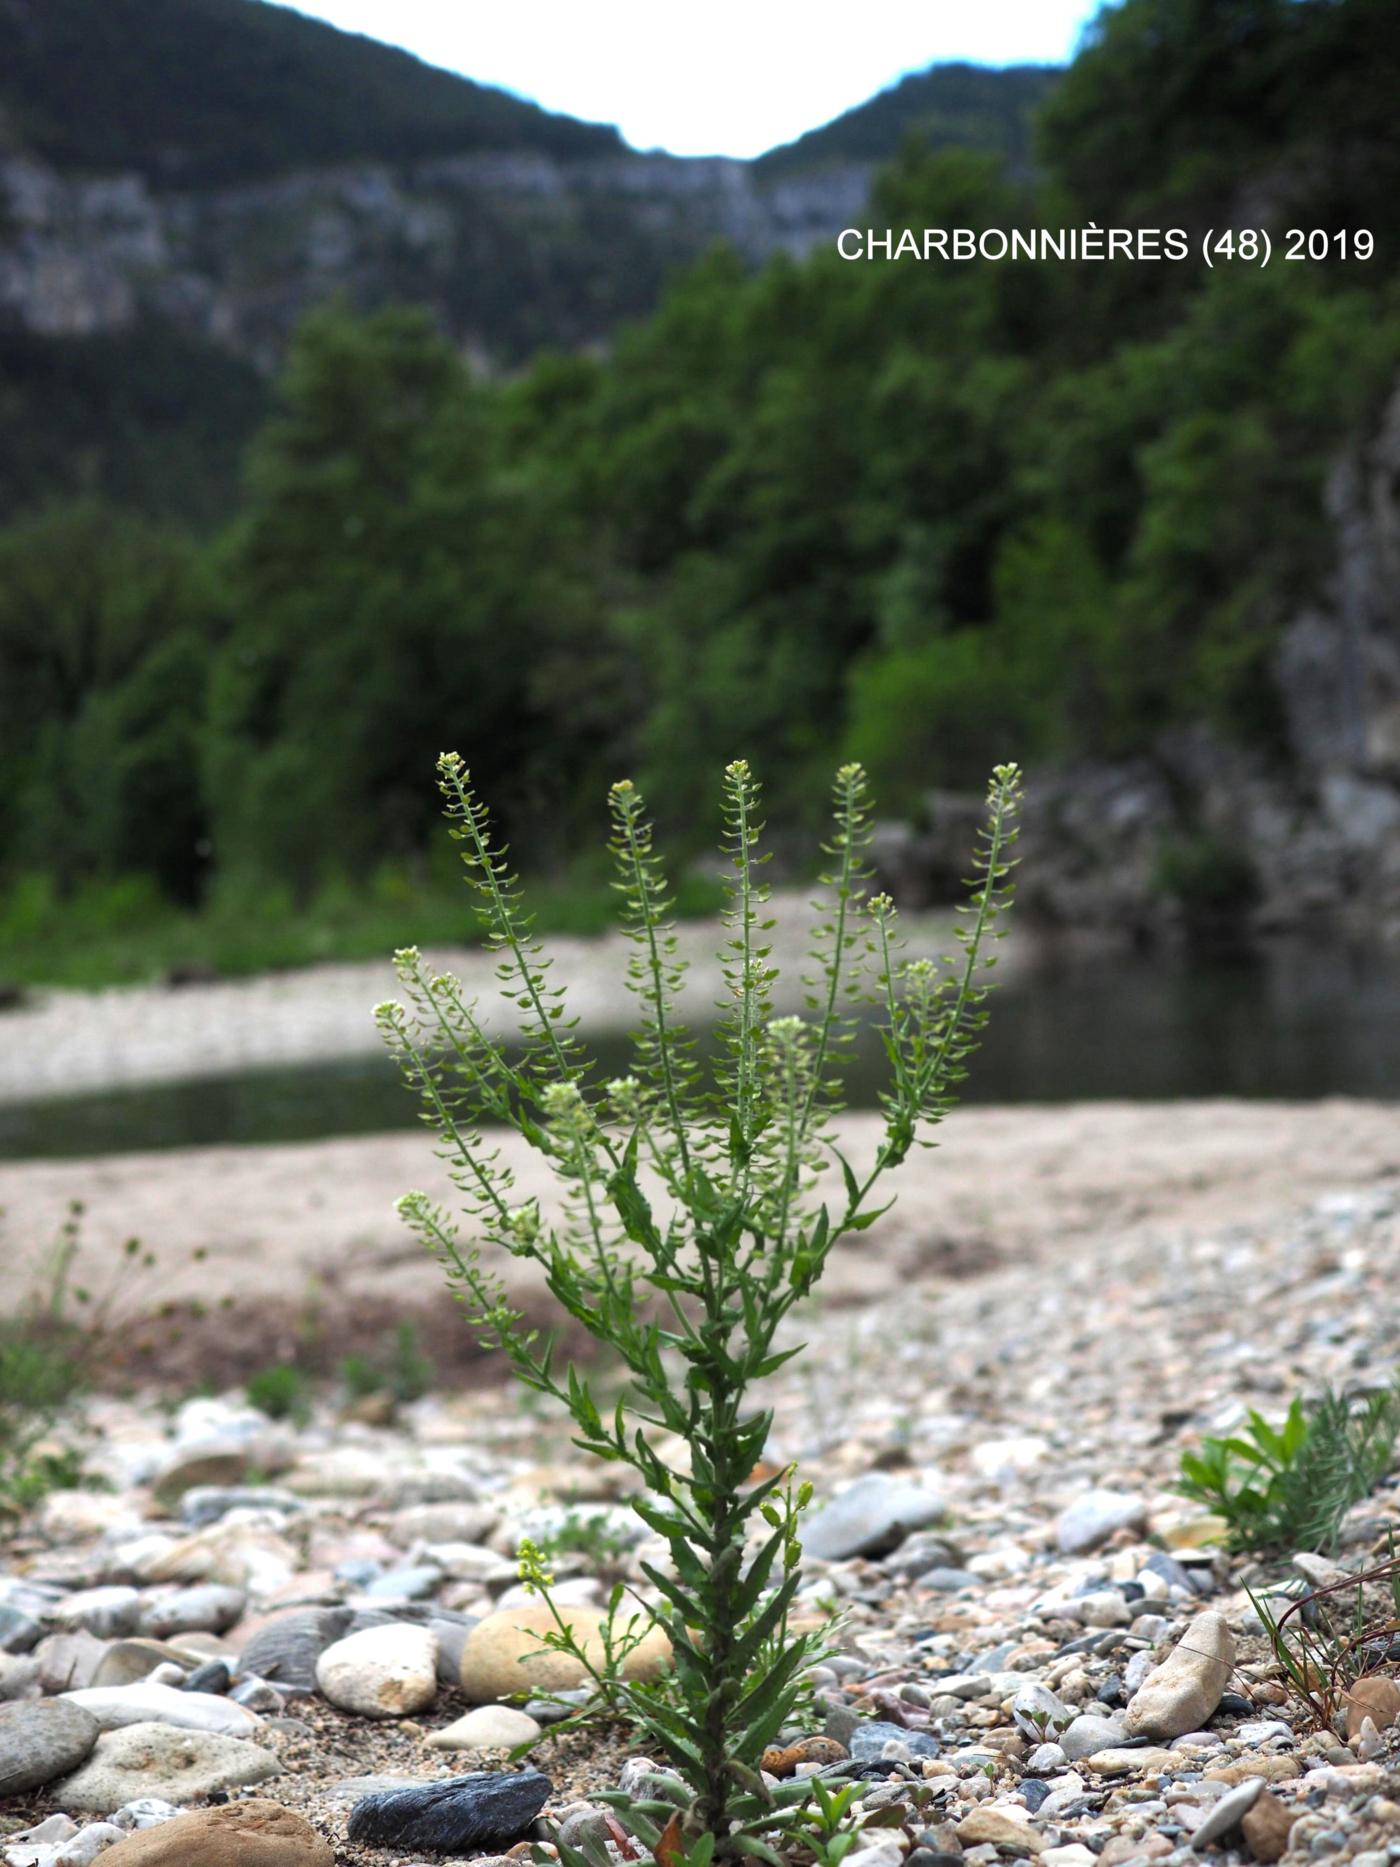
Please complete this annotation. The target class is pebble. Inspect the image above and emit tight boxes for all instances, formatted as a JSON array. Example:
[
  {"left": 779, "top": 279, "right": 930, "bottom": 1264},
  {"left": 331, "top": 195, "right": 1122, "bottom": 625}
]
[
  {"left": 1183, "top": 1773, "right": 1264, "bottom": 1848},
  {"left": 315, "top": 1624, "right": 438, "bottom": 1718},
  {"left": 802, "top": 1473, "right": 946, "bottom": 1561},
  {"left": 1124, "top": 1612, "right": 1235, "bottom": 1741},
  {"left": 1239, "top": 1787, "right": 1298, "bottom": 1863},
  {"left": 236, "top": 1609, "right": 353, "bottom": 1694},
  {"left": 0, "top": 1700, "right": 101, "bottom": 1795},
  {"left": 346, "top": 1769, "right": 552, "bottom": 1851},
  {"left": 50, "top": 1590, "right": 142, "bottom": 1640},
  {"left": 956, "top": 1805, "right": 1048, "bottom": 1853},
  {"left": 427, "top": 1705, "right": 542, "bottom": 1751},
  {"left": 1055, "top": 1491, "right": 1149, "bottom": 1556},
  {"left": 138, "top": 1586, "right": 246, "bottom": 1639},
  {"left": 457, "top": 1604, "right": 669, "bottom": 1702},
  {"left": 93, "top": 1799, "right": 332, "bottom": 1865},
  {"left": 60, "top": 1685, "right": 259, "bottom": 1737},
  {"left": 53, "top": 1722, "right": 281, "bottom": 1810}
]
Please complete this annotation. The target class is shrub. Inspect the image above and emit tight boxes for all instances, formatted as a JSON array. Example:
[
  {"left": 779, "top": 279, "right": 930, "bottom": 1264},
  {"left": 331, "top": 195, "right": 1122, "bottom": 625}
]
[
  {"left": 245, "top": 1363, "right": 311, "bottom": 1425},
  {"left": 376, "top": 753, "right": 1020, "bottom": 1857},
  {"left": 340, "top": 1321, "right": 436, "bottom": 1406},
  {"left": 1176, "top": 1385, "right": 1400, "bottom": 1556}
]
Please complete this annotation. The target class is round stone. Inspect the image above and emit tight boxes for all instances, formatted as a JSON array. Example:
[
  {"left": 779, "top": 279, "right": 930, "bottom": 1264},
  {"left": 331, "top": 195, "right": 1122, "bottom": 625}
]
[
  {"left": 0, "top": 1697, "right": 101, "bottom": 1795},
  {"left": 315, "top": 1623, "right": 438, "bottom": 1718},
  {"left": 53, "top": 1721, "right": 281, "bottom": 1810},
  {"left": 458, "top": 1604, "right": 669, "bottom": 1703},
  {"left": 89, "top": 1798, "right": 333, "bottom": 1865},
  {"left": 428, "top": 1705, "right": 543, "bottom": 1751}
]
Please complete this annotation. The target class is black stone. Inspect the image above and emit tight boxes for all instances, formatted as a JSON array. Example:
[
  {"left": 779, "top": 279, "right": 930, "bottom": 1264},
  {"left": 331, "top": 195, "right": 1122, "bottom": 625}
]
[
  {"left": 347, "top": 1770, "right": 553, "bottom": 1853},
  {"left": 184, "top": 1659, "right": 231, "bottom": 1694},
  {"left": 1019, "top": 1779, "right": 1052, "bottom": 1813},
  {"left": 1217, "top": 1691, "right": 1253, "bottom": 1716},
  {"left": 905, "top": 1852, "right": 963, "bottom": 1867},
  {"left": 1095, "top": 1672, "right": 1124, "bottom": 1708}
]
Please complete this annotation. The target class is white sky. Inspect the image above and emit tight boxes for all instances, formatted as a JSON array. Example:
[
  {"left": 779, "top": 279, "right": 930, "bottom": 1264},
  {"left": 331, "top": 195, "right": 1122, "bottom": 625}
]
[{"left": 269, "top": 1, "right": 1105, "bottom": 159}]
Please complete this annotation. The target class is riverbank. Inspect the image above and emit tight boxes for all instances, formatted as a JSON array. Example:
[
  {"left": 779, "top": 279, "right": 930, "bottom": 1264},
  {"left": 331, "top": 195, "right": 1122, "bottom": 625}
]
[
  {"left": 0, "top": 897, "right": 1011, "bottom": 1106},
  {"left": 3, "top": 1100, "right": 1395, "bottom": 1388}
]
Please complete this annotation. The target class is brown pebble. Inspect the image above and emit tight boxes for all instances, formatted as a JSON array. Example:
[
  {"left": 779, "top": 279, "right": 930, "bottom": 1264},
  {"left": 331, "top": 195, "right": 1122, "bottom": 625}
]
[
  {"left": 1343, "top": 1675, "right": 1400, "bottom": 1741},
  {"left": 759, "top": 1736, "right": 849, "bottom": 1776},
  {"left": 1240, "top": 1788, "right": 1297, "bottom": 1864}
]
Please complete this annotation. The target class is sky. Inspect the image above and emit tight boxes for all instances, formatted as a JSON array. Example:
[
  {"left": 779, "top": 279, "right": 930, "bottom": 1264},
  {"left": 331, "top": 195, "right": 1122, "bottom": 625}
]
[{"left": 272, "top": 1, "right": 1105, "bottom": 159}]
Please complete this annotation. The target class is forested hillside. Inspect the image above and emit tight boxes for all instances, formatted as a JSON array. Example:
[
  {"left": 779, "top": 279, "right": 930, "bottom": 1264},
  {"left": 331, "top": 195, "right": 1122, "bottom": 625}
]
[
  {"left": 0, "top": 0, "right": 622, "bottom": 182},
  {"left": 756, "top": 63, "right": 1057, "bottom": 180},
  {"left": 2, "top": 0, "right": 1399, "bottom": 982}
]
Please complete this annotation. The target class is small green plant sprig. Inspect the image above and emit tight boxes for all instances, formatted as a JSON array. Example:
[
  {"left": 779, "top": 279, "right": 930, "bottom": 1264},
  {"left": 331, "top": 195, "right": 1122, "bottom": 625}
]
[
  {"left": 376, "top": 754, "right": 1020, "bottom": 1857},
  {"left": 1176, "top": 1385, "right": 1400, "bottom": 1557}
]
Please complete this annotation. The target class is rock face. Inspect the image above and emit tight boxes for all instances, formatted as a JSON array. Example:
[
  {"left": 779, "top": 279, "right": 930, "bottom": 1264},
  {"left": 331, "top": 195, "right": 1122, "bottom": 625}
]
[
  {"left": 314, "top": 1623, "right": 438, "bottom": 1717},
  {"left": 1123, "top": 1611, "right": 1236, "bottom": 1740},
  {"left": 801, "top": 1474, "right": 946, "bottom": 1561},
  {"left": 0, "top": 147, "right": 869, "bottom": 373},
  {"left": 0, "top": 1697, "right": 101, "bottom": 1795},
  {"left": 457, "top": 1605, "right": 670, "bottom": 1703},
  {"left": 54, "top": 1721, "right": 281, "bottom": 1810},
  {"left": 346, "top": 1769, "right": 552, "bottom": 1852},
  {"left": 95, "top": 1799, "right": 333, "bottom": 1866}
]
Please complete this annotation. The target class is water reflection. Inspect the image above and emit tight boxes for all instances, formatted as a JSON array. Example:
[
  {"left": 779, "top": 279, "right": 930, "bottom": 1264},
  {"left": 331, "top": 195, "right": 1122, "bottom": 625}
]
[{"left": 0, "top": 942, "right": 1394, "bottom": 1161}]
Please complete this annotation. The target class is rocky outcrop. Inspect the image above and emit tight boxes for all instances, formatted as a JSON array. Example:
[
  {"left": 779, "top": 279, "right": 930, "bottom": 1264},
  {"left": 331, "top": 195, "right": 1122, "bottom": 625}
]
[
  {"left": 876, "top": 385, "right": 1400, "bottom": 948},
  {"left": 0, "top": 147, "right": 868, "bottom": 370}
]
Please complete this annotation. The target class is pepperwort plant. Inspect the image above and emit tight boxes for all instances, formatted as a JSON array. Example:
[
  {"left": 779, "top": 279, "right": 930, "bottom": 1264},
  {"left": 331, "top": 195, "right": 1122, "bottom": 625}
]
[{"left": 375, "top": 754, "right": 1020, "bottom": 1862}]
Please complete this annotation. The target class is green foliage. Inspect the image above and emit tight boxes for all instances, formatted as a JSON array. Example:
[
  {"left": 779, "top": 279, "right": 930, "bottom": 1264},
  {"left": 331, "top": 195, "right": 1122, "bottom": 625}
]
[
  {"left": 245, "top": 1363, "right": 312, "bottom": 1426},
  {"left": 1176, "top": 1387, "right": 1400, "bottom": 1555},
  {"left": 3, "top": 0, "right": 1398, "bottom": 975},
  {"left": 377, "top": 754, "right": 1019, "bottom": 1851},
  {"left": 0, "top": 0, "right": 621, "bottom": 186},
  {"left": 0, "top": 1202, "right": 141, "bottom": 1519},
  {"left": 340, "top": 1322, "right": 436, "bottom": 1407},
  {"left": 756, "top": 63, "right": 1059, "bottom": 179},
  {"left": 1154, "top": 835, "right": 1259, "bottom": 920}
]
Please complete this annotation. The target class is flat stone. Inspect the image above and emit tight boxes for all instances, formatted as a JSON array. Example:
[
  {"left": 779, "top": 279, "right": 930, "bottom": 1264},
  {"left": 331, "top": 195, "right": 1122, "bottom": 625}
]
[
  {"left": 33, "top": 1631, "right": 110, "bottom": 1694},
  {"left": 955, "top": 1806, "right": 1047, "bottom": 1854},
  {"left": 0, "top": 1699, "right": 101, "bottom": 1795},
  {"left": 1188, "top": 1774, "right": 1264, "bottom": 1848},
  {"left": 315, "top": 1624, "right": 438, "bottom": 1718},
  {"left": 152, "top": 1450, "right": 253, "bottom": 1511},
  {"left": 1060, "top": 1714, "right": 1128, "bottom": 1761},
  {"left": 92, "top": 1640, "right": 206, "bottom": 1689},
  {"left": 0, "top": 1608, "right": 43, "bottom": 1654},
  {"left": 1239, "top": 1788, "right": 1297, "bottom": 1863},
  {"left": 1055, "top": 1490, "right": 1148, "bottom": 1556},
  {"left": 138, "top": 1586, "right": 246, "bottom": 1639},
  {"left": 1010, "top": 1683, "right": 1075, "bottom": 1741},
  {"left": 346, "top": 1770, "right": 552, "bottom": 1852},
  {"left": 180, "top": 1488, "right": 301, "bottom": 1529},
  {"left": 851, "top": 1720, "right": 939, "bottom": 1761},
  {"left": 53, "top": 1722, "right": 280, "bottom": 1811},
  {"left": 50, "top": 1589, "right": 143, "bottom": 1639},
  {"left": 1124, "top": 1611, "right": 1235, "bottom": 1740},
  {"left": 385, "top": 1503, "right": 502, "bottom": 1548},
  {"left": 1203, "top": 1755, "right": 1300, "bottom": 1784},
  {"left": 803, "top": 1474, "right": 945, "bottom": 1561},
  {"left": 458, "top": 1605, "right": 669, "bottom": 1703},
  {"left": 1086, "top": 1745, "right": 1187, "bottom": 1776},
  {"left": 427, "top": 1705, "right": 542, "bottom": 1751},
  {"left": 90, "top": 1798, "right": 331, "bottom": 1865},
  {"left": 236, "top": 1609, "right": 354, "bottom": 1694},
  {"left": 61, "top": 1684, "right": 259, "bottom": 1736}
]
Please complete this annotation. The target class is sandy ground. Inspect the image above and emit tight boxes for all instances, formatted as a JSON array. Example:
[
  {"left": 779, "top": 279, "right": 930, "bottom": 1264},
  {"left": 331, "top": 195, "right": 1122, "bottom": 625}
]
[
  {"left": 0, "top": 895, "right": 1006, "bottom": 1104},
  {"left": 4, "top": 1101, "right": 1397, "bottom": 1360}
]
